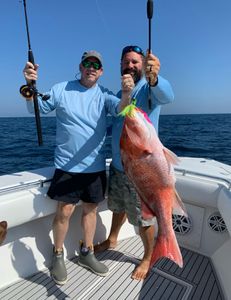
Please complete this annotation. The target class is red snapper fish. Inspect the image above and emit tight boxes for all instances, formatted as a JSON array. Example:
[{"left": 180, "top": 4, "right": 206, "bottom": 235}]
[{"left": 120, "top": 102, "right": 186, "bottom": 269}]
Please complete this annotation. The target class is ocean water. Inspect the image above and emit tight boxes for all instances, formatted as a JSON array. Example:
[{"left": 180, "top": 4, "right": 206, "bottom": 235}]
[{"left": 0, "top": 114, "right": 231, "bottom": 176}]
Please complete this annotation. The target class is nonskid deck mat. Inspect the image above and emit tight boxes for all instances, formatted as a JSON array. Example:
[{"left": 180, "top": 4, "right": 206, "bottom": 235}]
[{"left": 0, "top": 235, "right": 225, "bottom": 300}]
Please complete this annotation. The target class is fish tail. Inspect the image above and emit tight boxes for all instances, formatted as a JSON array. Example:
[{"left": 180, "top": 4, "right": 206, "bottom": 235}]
[{"left": 150, "top": 231, "right": 183, "bottom": 269}]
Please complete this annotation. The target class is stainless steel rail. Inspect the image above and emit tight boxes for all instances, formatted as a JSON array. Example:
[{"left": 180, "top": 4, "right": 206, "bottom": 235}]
[{"left": 0, "top": 179, "right": 51, "bottom": 195}]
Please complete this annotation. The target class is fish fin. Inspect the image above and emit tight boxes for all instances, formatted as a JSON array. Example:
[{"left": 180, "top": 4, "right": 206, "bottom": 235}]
[
  {"left": 172, "top": 188, "right": 188, "bottom": 217},
  {"left": 163, "top": 147, "right": 180, "bottom": 165},
  {"left": 150, "top": 230, "right": 183, "bottom": 269},
  {"left": 125, "top": 125, "right": 153, "bottom": 153},
  {"left": 140, "top": 197, "right": 156, "bottom": 219}
]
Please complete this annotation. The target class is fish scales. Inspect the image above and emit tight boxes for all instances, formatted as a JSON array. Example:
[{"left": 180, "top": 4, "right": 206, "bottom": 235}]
[{"left": 120, "top": 103, "right": 186, "bottom": 269}]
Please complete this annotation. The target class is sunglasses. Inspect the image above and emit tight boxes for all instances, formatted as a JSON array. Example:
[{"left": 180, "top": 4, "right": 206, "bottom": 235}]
[
  {"left": 82, "top": 60, "right": 102, "bottom": 70},
  {"left": 121, "top": 46, "right": 144, "bottom": 59}
]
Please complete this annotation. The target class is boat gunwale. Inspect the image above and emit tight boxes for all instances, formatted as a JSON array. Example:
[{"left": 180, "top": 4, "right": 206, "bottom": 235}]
[{"left": 175, "top": 168, "right": 231, "bottom": 190}]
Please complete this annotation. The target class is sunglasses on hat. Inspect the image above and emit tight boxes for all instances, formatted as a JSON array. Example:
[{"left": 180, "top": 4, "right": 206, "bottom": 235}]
[{"left": 121, "top": 46, "right": 144, "bottom": 59}]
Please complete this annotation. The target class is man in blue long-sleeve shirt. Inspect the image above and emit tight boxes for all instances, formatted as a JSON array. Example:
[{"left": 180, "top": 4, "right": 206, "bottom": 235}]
[
  {"left": 95, "top": 45, "right": 174, "bottom": 281},
  {"left": 23, "top": 50, "right": 134, "bottom": 285}
]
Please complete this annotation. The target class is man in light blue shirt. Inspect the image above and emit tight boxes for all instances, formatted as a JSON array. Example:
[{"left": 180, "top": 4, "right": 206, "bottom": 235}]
[
  {"left": 95, "top": 46, "right": 174, "bottom": 281},
  {"left": 23, "top": 50, "right": 134, "bottom": 285}
]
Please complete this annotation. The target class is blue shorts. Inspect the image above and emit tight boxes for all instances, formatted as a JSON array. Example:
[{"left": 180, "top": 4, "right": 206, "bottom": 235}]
[
  {"left": 107, "top": 164, "right": 155, "bottom": 227},
  {"left": 47, "top": 169, "right": 107, "bottom": 204}
]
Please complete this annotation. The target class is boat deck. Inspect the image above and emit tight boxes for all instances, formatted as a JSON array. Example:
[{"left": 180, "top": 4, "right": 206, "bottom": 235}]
[{"left": 0, "top": 235, "right": 225, "bottom": 300}]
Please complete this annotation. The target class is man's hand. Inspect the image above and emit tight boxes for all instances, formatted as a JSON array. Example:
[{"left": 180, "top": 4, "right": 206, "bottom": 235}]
[
  {"left": 23, "top": 62, "right": 39, "bottom": 84},
  {"left": 144, "top": 51, "right": 160, "bottom": 86},
  {"left": 118, "top": 74, "right": 135, "bottom": 112},
  {"left": 121, "top": 74, "right": 134, "bottom": 94}
]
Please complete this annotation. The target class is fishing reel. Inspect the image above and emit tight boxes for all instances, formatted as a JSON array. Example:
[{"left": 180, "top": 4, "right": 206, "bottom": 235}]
[{"left": 20, "top": 84, "right": 50, "bottom": 101}]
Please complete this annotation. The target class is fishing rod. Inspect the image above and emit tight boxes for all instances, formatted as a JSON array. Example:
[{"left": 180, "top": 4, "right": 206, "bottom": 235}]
[
  {"left": 20, "top": 0, "right": 50, "bottom": 146},
  {"left": 147, "top": 0, "right": 153, "bottom": 109}
]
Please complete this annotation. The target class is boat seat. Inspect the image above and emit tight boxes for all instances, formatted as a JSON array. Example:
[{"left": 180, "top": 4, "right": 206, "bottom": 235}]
[{"left": 175, "top": 176, "right": 220, "bottom": 208}]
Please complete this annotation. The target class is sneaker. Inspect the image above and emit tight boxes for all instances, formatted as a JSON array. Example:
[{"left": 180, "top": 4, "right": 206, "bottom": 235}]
[
  {"left": 50, "top": 247, "right": 67, "bottom": 285},
  {"left": 78, "top": 242, "right": 109, "bottom": 277}
]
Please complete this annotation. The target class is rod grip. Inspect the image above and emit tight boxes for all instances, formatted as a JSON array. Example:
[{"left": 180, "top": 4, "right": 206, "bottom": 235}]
[
  {"left": 28, "top": 49, "right": 35, "bottom": 65},
  {"left": 28, "top": 50, "right": 43, "bottom": 145},
  {"left": 147, "top": 0, "right": 153, "bottom": 19}
]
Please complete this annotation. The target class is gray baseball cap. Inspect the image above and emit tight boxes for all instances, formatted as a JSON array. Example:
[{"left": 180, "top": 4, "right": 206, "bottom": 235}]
[{"left": 81, "top": 50, "right": 103, "bottom": 66}]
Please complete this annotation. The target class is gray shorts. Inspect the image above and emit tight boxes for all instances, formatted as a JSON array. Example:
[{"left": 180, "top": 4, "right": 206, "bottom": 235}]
[{"left": 107, "top": 164, "right": 155, "bottom": 227}]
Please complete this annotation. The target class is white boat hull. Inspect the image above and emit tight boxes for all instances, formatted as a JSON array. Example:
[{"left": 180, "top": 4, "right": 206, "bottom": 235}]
[{"left": 0, "top": 157, "right": 230, "bottom": 299}]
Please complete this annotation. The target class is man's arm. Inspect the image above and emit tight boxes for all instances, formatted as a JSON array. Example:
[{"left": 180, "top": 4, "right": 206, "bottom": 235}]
[
  {"left": 144, "top": 51, "right": 174, "bottom": 105},
  {"left": 151, "top": 75, "right": 174, "bottom": 105}
]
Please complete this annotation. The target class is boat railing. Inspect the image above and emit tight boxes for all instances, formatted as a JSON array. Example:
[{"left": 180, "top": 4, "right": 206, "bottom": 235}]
[
  {"left": 0, "top": 178, "right": 51, "bottom": 196},
  {"left": 0, "top": 159, "right": 230, "bottom": 196}
]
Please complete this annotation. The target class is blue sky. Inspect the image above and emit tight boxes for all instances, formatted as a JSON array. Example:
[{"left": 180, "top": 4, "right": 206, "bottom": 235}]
[{"left": 0, "top": 0, "right": 230, "bottom": 117}]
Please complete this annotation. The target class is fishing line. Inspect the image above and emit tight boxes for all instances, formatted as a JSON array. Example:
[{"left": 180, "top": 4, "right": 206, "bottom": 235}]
[{"left": 95, "top": 0, "right": 111, "bottom": 36}]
